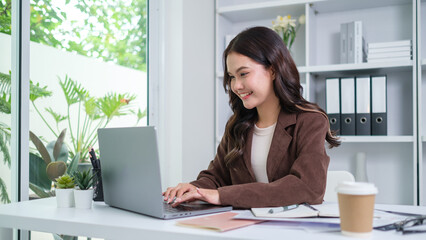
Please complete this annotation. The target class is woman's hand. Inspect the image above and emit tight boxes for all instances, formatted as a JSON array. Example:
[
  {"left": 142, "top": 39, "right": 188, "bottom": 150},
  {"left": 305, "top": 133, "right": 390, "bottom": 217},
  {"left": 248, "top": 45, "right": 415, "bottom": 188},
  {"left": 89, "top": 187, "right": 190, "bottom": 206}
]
[
  {"left": 171, "top": 188, "right": 221, "bottom": 207},
  {"left": 162, "top": 183, "right": 197, "bottom": 204}
]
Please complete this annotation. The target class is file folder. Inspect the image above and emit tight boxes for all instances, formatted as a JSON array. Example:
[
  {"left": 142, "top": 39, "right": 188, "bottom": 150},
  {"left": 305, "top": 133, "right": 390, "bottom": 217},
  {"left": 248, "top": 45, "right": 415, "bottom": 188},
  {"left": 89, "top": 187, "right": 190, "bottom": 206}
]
[
  {"left": 371, "top": 76, "right": 387, "bottom": 135},
  {"left": 326, "top": 78, "right": 341, "bottom": 134},
  {"left": 340, "top": 77, "right": 356, "bottom": 135},
  {"left": 355, "top": 76, "right": 371, "bottom": 135}
]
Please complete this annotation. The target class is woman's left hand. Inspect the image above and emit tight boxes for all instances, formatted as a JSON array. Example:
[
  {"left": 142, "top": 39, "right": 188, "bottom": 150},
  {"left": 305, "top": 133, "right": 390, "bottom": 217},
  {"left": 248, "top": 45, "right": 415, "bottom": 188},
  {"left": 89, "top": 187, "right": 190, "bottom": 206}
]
[{"left": 171, "top": 188, "right": 221, "bottom": 207}]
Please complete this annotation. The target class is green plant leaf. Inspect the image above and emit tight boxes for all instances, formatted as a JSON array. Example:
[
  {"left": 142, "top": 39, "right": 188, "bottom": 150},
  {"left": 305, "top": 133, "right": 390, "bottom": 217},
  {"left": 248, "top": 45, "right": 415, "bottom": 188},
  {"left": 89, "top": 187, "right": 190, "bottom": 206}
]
[
  {"left": 0, "top": 124, "right": 11, "bottom": 167},
  {"left": 29, "top": 152, "right": 51, "bottom": 191},
  {"left": 73, "top": 169, "right": 96, "bottom": 190},
  {"left": 54, "top": 174, "right": 75, "bottom": 189},
  {"left": 136, "top": 107, "right": 147, "bottom": 124},
  {"left": 0, "top": 177, "right": 11, "bottom": 204},
  {"left": 45, "top": 107, "right": 67, "bottom": 124},
  {"left": 46, "top": 162, "right": 67, "bottom": 181},
  {"left": 29, "top": 182, "right": 51, "bottom": 199},
  {"left": 0, "top": 71, "right": 11, "bottom": 94},
  {"left": 0, "top": 94, "right": 11, "bottom": 114},
  {"left": 67, "top": 152, "right": 80, "bottom": 176},
  {"left": 98, "top": 92, "right": 136, "bottom": 120},
  {"left": 29, "top": 131, "right": 52, "bottom": 164},
  {"left": 84, "top": 96, "right": 101, "bottom": 120},
  {"left": 53, "top": 129, "right": 67, "bottom": 160},
  {"left": 46, "top": 140, "right": 68, "bottom": 163},
  {"left": 29, "top": 80, "right": 52, "bottom": 102},
  {"left": 58, "top": 75, "right": 87, "bottom": 106}
]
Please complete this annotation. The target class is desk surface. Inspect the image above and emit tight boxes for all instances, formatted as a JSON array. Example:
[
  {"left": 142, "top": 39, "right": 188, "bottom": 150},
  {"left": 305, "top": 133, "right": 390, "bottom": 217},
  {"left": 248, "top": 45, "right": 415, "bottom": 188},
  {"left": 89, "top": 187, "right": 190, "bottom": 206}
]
[{"left": 0, "top": 198, "right": 425, "bottom": 240}]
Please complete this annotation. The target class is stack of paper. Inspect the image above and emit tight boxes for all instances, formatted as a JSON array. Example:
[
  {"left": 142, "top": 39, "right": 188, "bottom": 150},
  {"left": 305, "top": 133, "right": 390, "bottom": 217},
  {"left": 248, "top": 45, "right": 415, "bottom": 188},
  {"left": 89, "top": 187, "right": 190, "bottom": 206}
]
[{"left": 367, "top": 40, "right": 412, "bottom": 63}]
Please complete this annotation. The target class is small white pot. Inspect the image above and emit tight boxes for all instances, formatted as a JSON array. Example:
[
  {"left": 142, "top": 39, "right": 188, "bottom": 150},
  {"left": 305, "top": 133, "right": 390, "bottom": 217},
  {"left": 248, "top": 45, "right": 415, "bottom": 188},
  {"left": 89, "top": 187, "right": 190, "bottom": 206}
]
[
  {"left": 74, "top": 188, "right": 94, "bottom": 209},
  {"left": 55, "top": 188, "right": 75, "bottom": 208}
]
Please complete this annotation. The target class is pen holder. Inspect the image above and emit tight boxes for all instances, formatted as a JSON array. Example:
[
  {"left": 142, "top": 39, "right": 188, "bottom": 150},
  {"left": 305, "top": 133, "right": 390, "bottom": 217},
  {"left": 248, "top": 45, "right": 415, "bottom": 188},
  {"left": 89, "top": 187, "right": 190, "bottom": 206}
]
[{"left": 92, "top": 167, "right": 104, "bottom": 202}]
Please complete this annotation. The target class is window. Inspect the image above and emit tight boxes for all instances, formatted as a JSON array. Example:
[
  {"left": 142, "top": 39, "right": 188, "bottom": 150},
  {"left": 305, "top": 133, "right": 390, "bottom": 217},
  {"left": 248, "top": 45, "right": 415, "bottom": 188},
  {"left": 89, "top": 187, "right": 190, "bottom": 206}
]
[{"left": 1, "top": 0, "right": 148, "bottom": 239}]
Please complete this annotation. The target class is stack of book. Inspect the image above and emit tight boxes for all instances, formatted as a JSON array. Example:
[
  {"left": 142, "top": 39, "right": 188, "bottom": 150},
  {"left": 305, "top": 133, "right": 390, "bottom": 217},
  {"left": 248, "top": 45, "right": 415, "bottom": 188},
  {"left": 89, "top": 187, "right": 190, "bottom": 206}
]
[
  {"left": 367, "top": 40, "right": 412, "bottom": 63},
  {"left": 340, "top": 21, "right": 367, "bottom": 64}
]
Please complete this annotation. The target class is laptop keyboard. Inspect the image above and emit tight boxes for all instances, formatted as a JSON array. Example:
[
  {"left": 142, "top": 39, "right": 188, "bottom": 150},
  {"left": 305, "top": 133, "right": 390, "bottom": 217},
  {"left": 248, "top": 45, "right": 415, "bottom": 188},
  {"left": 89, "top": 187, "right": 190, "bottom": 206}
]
[
  {"left": 163, "top": 201, "right": 219, "bottom": 213},
  {"left": 163, "top": 203, "right": 183, "bottom": 213}
]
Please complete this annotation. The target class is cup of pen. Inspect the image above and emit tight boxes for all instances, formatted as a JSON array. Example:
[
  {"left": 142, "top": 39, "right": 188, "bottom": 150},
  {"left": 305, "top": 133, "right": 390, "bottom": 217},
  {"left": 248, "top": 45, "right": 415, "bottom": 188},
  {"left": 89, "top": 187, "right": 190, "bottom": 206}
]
[{"left": 336, "top": 181, "right": 378, "bottom": 238}]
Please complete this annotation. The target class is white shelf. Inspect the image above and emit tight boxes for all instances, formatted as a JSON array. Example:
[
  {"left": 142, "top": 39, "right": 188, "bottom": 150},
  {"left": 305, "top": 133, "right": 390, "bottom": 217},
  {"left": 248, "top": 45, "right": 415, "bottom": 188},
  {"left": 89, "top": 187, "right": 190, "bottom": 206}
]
[
  {"left": 217, "top": 0, "right": 410, "bottom": 22},
  {"left": 339, "top": 136, "right": 414, "bottom": 143},
  {"left": 217, "top": 61, "right": 413, "bottom": 78},
  {"left": 217, "top": 0, "right": 306, "bottom": 22},
  {"left": 311, "top": 0, "right": 412, "bottom": 14},
  {"left": 298, "top": 61, "right": 413, "bottom": 75}
]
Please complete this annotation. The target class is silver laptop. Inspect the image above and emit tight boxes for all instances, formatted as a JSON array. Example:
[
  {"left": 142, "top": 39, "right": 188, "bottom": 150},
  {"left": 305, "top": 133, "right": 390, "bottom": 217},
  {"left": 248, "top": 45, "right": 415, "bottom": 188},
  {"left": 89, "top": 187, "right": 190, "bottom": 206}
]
[{"left": 97, "top": 126, "right": 232, "bottom": 219}]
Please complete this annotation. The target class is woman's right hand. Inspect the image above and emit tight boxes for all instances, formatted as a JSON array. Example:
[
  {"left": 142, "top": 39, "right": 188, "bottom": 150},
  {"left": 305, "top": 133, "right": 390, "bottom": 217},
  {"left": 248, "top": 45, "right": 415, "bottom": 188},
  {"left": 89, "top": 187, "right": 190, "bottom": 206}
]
[{"left": 162, "top": 183, "right": 197, "bottom": 204}]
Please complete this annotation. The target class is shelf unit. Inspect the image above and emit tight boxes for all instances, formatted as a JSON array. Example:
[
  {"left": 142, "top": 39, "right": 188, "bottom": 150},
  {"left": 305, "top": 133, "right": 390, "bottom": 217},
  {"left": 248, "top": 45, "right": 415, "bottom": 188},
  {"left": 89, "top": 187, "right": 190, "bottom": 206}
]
[{"left": 215, "top": 0, "right": 420, "bottom": 205}]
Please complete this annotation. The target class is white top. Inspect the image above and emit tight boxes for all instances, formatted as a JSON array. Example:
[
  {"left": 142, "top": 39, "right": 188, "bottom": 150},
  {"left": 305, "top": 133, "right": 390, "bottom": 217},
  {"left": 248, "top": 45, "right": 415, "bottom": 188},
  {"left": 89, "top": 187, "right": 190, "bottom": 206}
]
[{"left": 251, "top": 123, "right": 276, "bottom": 183}]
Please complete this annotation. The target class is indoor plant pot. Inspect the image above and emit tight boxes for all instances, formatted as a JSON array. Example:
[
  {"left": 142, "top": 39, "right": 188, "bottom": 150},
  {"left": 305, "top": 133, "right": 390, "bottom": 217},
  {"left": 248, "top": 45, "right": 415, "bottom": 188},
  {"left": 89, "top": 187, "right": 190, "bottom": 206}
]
[
  {"left": 73, "top": 169, "right": 96, "bottom": 209},
  {"left": 74, "top": 188, "right": 94, "bottom": 209},
  {"left": 55, "top": 174, "right": 76, "bottom": 208}
]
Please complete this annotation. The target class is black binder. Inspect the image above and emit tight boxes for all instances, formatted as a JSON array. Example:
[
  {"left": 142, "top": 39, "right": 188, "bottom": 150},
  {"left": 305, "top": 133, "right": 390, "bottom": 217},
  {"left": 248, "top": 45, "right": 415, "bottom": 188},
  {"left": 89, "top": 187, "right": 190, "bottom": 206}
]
[
  {"left": 371, "top": 75, "right": 387, "bottom": 135},
  {"left": 326, "top": 78, "right": 341, "bottom": 134},
  {"left": 340, "top": 77, "right": 356, "bottom": 135},
  {"left": 355, "top": 76, "right": 371, "bottom": 135}
]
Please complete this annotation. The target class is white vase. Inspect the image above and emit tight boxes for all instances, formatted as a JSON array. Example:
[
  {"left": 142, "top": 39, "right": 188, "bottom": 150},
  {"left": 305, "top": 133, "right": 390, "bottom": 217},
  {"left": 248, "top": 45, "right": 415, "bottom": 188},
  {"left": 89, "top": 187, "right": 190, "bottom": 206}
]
[
  {"left": 74, "top": 188, "right": 94, "bottom": 209},
  {"left": 55, "top": 188, "right": 75, "bottom": 208},
  {"left": 355, "top": 152, "right": 369, "bottom": 182}
]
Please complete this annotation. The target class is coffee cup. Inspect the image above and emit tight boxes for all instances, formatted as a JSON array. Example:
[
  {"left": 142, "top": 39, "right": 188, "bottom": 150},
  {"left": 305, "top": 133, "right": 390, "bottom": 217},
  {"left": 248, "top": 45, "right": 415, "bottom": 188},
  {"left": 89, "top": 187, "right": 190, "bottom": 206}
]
[{"left": 336, "top": 181, "right": 378, "bottom": 238}]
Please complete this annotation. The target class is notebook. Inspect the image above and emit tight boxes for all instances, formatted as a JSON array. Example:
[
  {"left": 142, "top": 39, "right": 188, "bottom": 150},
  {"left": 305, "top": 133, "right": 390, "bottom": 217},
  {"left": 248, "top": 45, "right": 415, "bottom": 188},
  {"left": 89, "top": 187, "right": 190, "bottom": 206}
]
[
  {"left": 98, "top": 126, "right": 232, "bottom": 219},
  {"left": 251, "top": 203, "right": 339, "bottom": 218},
  {"left": 176, "top": 212, "right": 263, "bottom": 232}
]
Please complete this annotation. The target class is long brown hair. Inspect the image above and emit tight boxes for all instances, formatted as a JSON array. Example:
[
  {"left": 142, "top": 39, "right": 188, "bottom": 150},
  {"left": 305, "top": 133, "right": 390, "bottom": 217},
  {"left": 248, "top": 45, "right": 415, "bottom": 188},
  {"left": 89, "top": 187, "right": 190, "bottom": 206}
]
[{"left": 223, "top": 26, "right": 340, "bottom": 166}]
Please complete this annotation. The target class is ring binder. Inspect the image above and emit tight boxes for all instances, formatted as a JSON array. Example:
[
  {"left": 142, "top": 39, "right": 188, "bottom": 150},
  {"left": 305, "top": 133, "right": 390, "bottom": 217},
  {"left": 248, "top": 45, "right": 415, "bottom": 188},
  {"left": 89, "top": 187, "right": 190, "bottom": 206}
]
[
  {"left": 355, "top": 76, "right": 371, "bottom": 135},
  {"left": 371, "top": 76, "right": 387, "bottom": 135},
  {"left": 326, "top": 78, "right": 341, "bottom": 134},
  {"left": 340, "top": 77, "right": 356, "bottom": 135}
]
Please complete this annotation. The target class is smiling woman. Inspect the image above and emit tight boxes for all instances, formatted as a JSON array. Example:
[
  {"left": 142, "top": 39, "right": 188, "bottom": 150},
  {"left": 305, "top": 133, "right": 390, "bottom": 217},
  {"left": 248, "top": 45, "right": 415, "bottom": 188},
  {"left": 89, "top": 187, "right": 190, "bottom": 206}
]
[{"left": 164, "top": 26, "right": 340, "bottom": 209}]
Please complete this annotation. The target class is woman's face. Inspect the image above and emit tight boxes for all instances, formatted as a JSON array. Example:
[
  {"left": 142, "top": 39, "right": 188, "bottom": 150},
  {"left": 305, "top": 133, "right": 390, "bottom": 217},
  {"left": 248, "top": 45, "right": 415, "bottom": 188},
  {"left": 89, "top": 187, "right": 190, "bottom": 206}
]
[{"left": 227, "top": 52, "right": 276, "bottom": 110}]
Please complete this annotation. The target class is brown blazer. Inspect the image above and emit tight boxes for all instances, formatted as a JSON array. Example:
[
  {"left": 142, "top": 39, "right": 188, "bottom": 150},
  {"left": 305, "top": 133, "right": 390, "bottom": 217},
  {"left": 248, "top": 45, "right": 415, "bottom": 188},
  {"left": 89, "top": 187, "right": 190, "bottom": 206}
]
[{"left": 191, "top": 110, "right": 330, "bottom": 209}]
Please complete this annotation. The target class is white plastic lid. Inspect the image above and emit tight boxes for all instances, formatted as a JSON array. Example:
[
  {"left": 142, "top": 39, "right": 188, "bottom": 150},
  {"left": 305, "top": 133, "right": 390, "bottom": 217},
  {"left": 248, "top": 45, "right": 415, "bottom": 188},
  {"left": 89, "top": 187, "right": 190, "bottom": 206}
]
[{"left": 335, "top": 181, "right": 378, "bottom": 195}]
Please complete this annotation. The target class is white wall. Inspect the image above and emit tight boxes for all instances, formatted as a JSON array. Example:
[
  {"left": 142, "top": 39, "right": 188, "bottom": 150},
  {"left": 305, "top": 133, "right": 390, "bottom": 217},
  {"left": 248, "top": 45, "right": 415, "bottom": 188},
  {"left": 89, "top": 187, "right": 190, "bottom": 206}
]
[{"left": 151, "top": 0, "right": 215, "bottom": 188}]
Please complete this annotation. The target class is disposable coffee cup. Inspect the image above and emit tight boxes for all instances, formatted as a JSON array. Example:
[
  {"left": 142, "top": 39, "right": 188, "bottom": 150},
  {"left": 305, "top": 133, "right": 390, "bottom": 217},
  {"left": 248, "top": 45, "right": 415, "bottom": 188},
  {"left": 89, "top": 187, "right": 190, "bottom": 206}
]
[{"left": 336, "top": 181, "right": 378, "bottom": 238}]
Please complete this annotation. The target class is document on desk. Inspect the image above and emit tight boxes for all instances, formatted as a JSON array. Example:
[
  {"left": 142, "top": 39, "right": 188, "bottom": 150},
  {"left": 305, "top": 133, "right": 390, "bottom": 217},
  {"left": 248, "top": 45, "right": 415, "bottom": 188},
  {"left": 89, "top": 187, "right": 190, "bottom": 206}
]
[{"left": 251, "top": 202, "right": 339, "bottom": 218}]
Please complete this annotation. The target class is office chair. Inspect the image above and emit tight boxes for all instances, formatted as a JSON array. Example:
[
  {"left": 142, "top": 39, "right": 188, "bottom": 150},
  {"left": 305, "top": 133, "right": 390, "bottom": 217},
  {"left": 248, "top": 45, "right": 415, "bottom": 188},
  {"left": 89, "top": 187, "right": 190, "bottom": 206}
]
[{"left": 324, "top": 170, "right": 355, "bottom": 202}]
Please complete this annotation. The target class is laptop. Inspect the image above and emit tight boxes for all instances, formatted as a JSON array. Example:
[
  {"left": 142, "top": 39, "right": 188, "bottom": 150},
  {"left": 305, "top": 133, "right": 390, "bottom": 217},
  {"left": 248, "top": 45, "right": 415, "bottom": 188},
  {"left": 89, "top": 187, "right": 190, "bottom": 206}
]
[{"left": 97, "top": 126, "right": 232, "bottom": 219}]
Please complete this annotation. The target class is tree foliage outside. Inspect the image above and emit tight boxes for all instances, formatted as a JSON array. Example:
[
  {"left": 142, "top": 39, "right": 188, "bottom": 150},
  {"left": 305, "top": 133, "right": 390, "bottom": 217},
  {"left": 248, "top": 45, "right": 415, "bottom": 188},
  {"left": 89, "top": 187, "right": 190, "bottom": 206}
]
[{"left": 0, "top": 0, "right": 147, "bottom": 71}]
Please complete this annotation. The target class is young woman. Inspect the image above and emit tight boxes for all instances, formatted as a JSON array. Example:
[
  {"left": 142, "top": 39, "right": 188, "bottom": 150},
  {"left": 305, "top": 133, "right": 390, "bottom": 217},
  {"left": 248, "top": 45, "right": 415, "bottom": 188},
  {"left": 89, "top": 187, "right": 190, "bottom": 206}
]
[{"left": 163, "top": 26, "right": 340, "bottom": 209}]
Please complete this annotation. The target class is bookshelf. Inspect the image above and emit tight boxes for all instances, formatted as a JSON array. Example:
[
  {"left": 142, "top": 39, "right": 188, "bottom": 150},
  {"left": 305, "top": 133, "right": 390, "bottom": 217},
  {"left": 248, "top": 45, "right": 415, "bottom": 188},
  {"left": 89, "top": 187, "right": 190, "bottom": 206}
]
[{"left": 215, "top": 0, "right": 420, "bottom": 205}]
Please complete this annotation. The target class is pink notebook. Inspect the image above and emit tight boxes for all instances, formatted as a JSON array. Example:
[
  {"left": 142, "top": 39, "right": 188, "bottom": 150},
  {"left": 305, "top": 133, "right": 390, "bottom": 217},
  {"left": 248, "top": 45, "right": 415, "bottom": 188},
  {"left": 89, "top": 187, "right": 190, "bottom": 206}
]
[{"left": 176, "top": 212, "right": 263, "bottom": 232}]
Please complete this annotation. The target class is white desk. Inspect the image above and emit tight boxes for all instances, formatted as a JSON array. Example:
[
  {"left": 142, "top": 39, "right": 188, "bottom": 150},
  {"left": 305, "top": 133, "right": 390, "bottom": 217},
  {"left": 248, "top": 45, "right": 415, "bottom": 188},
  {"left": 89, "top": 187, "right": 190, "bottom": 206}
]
[{"left": 0, "top": 198, "right": 425, "bottom": 240}]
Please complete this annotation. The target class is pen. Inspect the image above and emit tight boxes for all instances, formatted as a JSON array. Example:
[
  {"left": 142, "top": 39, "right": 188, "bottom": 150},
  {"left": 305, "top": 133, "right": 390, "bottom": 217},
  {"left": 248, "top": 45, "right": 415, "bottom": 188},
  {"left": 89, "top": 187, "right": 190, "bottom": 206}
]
[
  {"left": 268, "top": 204, "right": 298, "bottom": 214},
  {"left": 89, "top": 147, "right": 99, "bottom": 169},
  {"left": 88, "top": 148, "right": 96, "bottom": 168}
]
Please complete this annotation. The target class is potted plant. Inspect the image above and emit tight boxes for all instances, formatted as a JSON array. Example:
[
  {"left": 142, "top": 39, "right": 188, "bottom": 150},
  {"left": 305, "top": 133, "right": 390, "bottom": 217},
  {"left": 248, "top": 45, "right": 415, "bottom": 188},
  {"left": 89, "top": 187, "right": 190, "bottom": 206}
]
[
  {"left": 55, "top": 174, "right": 76, "bottom": 208},
  {"left": 73, "top": 169, "right": 96, "bottom": 209}
]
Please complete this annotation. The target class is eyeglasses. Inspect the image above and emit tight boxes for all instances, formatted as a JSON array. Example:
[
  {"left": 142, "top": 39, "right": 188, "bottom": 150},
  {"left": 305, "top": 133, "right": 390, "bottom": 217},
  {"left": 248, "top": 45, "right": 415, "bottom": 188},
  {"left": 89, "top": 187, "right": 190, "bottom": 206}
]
[
  {"left": 394, "top": 216, "right": 426, "bottom": 234},
  {"left": 374, "top": 215, "right": 426, "bottom": 234}
]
